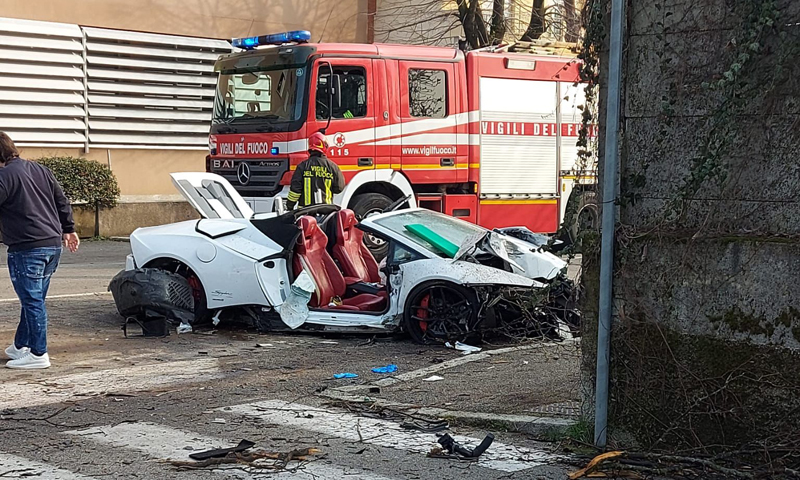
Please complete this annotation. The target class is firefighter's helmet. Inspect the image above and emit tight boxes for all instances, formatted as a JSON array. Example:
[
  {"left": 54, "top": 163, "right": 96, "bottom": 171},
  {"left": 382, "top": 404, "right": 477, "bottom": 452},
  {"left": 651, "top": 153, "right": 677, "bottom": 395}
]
[{"left": 308, "top": 132, "right": 328, "bottom": 153}]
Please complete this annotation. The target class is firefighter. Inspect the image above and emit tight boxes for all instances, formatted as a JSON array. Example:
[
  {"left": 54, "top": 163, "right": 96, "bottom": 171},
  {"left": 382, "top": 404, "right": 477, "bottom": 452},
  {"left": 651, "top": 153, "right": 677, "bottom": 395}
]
[{"left": 286, "top": 131, "right": 345, "bottom": 209}]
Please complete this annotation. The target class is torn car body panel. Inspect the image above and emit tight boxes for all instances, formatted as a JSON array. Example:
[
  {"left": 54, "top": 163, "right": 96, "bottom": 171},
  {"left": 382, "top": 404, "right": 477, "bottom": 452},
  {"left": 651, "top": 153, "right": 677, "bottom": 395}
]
[{"left": 397, "top": 259, "right": 542, "bottom": 290}]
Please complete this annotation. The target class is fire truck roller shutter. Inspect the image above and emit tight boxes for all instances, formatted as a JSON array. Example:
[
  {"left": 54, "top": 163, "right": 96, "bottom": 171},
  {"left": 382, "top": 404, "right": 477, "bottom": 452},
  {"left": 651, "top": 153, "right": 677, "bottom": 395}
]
[{"left": 478, "top": 77, "right": 559, "bottom": 197}]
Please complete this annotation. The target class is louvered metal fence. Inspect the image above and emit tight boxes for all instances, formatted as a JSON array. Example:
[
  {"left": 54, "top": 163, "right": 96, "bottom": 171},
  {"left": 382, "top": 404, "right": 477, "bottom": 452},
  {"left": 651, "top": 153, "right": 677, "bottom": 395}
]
[{"left": 0, "top": 16, "right": 231, "bottom": 151}]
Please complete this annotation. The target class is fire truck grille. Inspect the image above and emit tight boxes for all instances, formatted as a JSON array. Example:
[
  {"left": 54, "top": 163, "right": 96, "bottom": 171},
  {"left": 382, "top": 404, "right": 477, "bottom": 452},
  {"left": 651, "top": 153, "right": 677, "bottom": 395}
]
[{"left": 211, "top": 159, "right": 288, "bottom": 197}]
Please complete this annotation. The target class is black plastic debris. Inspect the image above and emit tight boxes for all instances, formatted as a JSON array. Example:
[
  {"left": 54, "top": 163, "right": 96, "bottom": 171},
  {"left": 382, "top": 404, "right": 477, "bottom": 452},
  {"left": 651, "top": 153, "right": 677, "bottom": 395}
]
[
  {"left": 189, "top": 439, "right": 256, "bottom": 460},
  {"left": 401, "top": 418, "right": 449, "bottom": 433},
  {"left": 109, "top": 268, "right": 196, "bottom": 326},
  {"left": 122, "top": 313, "right": 169, "bottom": 338},
  {"left": 437, "top": 433, "right": 495, "bottom": 458}
]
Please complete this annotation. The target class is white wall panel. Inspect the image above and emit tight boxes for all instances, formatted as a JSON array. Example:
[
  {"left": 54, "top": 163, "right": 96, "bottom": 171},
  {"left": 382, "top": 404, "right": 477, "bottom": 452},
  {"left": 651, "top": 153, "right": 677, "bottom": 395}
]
[
  {"left": 0, "top": 17, "right": 85, "bottom": 147},
  {"left": 84, "top": 27, "right": 229, "bottom": 149},
  {"left": 0, "top": 17, "right": 230, "bottom": 149}
]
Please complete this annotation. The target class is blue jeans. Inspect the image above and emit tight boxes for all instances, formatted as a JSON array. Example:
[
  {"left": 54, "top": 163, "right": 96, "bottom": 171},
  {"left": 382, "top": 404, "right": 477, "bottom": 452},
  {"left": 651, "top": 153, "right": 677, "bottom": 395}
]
[{"left": 8, "top": 247, "right": 62, "bottom": 356}]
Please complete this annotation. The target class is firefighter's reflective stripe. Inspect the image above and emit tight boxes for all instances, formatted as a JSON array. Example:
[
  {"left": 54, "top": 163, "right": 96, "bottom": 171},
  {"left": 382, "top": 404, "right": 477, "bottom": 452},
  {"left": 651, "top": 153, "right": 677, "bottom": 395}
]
[
  {"left": 287, "top": 191, "right": 300, "bottom": 203},
  {"left": 324, "top": 179, "right": 332, "bottom": 204},
  {"left": 304, "top": 177, "right": 312, "bottom": 206}
]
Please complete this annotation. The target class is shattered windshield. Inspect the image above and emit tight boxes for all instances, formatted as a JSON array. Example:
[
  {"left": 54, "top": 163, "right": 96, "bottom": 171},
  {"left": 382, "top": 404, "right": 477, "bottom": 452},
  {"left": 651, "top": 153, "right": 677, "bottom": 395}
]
[{"left": 372, "top": 210, "right": 486, "bottom": 258}]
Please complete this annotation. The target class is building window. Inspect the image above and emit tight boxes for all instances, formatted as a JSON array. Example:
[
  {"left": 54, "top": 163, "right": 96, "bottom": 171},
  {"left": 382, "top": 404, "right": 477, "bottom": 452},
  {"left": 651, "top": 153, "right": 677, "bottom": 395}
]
[
  {"left": 316, "top": 66, "right": 367, "bottom": 120},
  {"left": 408, "top": 69, "right": 447, "bottom": 118}
]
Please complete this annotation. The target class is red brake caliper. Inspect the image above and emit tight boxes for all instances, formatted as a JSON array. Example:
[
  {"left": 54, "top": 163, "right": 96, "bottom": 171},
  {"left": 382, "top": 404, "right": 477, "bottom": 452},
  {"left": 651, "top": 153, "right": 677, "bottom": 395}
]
[
  {"left": 418, "top": 294, "right": 430, "bottom": 332},
  {"left": 187, "top": 275, "right": 203, "bottom": 305}
]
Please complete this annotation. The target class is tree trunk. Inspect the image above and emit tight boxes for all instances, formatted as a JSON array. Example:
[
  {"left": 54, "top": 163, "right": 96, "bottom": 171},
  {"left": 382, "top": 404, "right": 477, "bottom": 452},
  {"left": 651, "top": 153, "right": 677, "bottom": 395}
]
[
  {"left": 520, "top": 0, "right": 546, "bottom": 41},
  {"left": 456, "top": 0, "right": 489, "bottom": 49},
  {"left": 94, "top": 201, "right": 100, "bottom": 238},
  {"left": 490, "top": 0, "right": 506, "bottom": 44}
]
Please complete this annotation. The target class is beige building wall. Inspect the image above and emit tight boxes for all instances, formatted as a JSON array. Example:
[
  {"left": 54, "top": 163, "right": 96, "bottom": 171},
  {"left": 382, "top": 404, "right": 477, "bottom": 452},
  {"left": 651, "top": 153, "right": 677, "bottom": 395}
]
[
  {"left": 17, "top": 147, "right": 202, "bottom": 201},
  {"left": 1, "top": 0, "right": 369, "bottom": 42}
]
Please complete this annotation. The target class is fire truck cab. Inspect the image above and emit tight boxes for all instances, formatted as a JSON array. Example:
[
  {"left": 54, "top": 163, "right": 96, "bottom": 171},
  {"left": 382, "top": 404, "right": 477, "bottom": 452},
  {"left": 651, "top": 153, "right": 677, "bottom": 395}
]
[{"left": 208, "top": 31, "right": 596, "bottom": 255}]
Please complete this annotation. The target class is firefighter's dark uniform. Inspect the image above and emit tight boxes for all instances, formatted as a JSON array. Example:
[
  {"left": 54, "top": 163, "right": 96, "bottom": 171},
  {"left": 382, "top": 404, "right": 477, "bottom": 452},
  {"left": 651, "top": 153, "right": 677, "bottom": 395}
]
[{"left": 286, "top": 152, "right": 345, "bottom": 209}]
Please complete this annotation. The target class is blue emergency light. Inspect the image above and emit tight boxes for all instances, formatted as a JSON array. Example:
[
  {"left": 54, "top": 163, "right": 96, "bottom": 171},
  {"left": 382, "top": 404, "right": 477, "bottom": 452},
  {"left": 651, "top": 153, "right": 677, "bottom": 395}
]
[{"left": 232, "top": 30, "right": 311, "bottom": 49}]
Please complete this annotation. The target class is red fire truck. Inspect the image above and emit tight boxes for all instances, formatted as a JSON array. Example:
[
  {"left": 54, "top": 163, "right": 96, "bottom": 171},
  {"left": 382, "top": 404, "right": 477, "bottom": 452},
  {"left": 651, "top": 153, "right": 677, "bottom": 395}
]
[{"left": 208, "top": 31, "right": 596, "bottom": 255}]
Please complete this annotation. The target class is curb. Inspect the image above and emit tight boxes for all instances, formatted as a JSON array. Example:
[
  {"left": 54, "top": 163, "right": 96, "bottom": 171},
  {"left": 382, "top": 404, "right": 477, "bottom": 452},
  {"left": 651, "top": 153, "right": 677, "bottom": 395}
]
[{"left": 320, "top": 388, "right": 576, "bottom": 436}]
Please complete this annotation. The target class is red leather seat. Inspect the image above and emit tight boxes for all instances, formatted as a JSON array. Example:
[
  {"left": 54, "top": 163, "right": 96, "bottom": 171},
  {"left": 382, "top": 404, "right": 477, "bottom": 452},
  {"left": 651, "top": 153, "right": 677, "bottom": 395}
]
[
  {"left": 293, "top": 216, "right": 386, "bottom": 312},
  {"left": 332, "top": 209, "right": 381, "bottom": 284}
]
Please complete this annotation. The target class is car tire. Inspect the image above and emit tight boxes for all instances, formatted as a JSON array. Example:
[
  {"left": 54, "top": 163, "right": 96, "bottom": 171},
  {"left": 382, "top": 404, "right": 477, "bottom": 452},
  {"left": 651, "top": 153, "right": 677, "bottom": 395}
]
[
  {"left": 350, "top": 193, "right": 393, "bottom": 261},
  {"left": 403, "top": 281, "right": 480, "bottom": 345}
]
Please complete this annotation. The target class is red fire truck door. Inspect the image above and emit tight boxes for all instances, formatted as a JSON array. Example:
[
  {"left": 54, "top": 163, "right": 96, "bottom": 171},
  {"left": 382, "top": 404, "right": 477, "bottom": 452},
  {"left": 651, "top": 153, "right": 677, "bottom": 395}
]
[{"left": 308, "top": 58, "right": 376, "bottom": 175}]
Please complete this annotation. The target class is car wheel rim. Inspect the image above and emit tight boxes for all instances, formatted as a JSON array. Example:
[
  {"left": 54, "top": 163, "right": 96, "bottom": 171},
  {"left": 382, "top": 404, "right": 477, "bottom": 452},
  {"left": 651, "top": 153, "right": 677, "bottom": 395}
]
[{"left": 410, "top": 286, "right": 473, "bottom": 342}]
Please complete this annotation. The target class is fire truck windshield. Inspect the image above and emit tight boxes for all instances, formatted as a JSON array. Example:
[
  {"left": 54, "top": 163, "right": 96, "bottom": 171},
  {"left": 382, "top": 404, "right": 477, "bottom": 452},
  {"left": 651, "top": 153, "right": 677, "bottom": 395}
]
[
  {"left": 212, "top": 46, "right": 316, "bottom": 133},
  {"left": 213, "top": 65, "right": 307, "bottom": 128}
]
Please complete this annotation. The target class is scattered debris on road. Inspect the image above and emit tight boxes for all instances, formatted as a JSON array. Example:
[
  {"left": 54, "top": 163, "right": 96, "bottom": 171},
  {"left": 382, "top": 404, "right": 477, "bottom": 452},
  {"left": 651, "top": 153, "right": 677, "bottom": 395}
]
[
  {"left": 400, "top": 418, "right": 449, "bottom": 433},
  {"left": 432, "top": 433, "right": 495, "bottom": 459},
  {"left": 122, "top": 315, "right": 169, "bottom": 338},
  {"left": 371, "top": 364, "right": 398, "bottom": 374},
  {"left": 189, "top": 439, "right": 255, "bottom": 460},
  {"left": 445, "top": 341, "right": 482, "bottom": 355},
  {"left": 172, "top": 447, "right": 322, "bottom": 472},
  {"left": 423, "top": 375, "right": 444, "bottom": 382},
  {"left": 333, "top": 373, "right": 358, "bottom": 379}
]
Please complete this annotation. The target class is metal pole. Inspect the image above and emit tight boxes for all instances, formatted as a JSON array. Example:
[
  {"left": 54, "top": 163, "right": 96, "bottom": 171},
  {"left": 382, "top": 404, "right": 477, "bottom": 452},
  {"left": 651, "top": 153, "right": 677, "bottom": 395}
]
[{"left": 594, "top": 0, "right": 625, "bottom": 448}]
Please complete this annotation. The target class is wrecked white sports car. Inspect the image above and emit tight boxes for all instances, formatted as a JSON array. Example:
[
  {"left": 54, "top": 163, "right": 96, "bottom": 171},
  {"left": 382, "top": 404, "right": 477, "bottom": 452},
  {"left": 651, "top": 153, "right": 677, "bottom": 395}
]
[{"left": 110, "top": 173, "right": 578, "bottom": 344}]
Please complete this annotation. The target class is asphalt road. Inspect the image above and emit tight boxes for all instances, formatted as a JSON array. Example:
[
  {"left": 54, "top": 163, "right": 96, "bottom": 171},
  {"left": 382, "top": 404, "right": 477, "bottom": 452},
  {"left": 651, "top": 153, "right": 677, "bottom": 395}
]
[{"left": 0, "top": 241, "right": 584, "bottom": 479}]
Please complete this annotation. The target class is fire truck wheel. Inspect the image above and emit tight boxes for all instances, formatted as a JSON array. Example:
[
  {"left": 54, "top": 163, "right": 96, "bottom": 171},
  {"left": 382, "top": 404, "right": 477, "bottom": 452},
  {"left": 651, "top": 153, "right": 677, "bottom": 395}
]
[
  {"left": 350, "top": 193, "right": 392, "bottom": 260},
  {"left": 567, "top": 191, "right": 599, "bottom": 243}
]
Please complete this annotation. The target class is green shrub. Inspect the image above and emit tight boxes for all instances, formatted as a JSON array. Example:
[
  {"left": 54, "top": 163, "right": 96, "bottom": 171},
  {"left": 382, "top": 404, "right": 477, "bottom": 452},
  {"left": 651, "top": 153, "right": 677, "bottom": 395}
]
[{"left": 35, "top": 156, "right": 120, "bottom": 208}]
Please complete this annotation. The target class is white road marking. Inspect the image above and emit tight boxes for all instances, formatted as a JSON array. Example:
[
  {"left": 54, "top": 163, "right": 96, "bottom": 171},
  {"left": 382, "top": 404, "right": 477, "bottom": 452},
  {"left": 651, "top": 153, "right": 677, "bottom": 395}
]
[
  {"left": 223, "top": 400, "right": 560, "bottom": 472},
  {"left": 0, "top": 292, "right": 111, "bottom": 303},
  {"left": 0, "top": 453, "right": 97, "bottom": 479},
  {"left": 65, "top": 422, "right": 397, "bottom": 480},
  {"left": 0, "top": 358, "right": 222, "bottom": 410}
]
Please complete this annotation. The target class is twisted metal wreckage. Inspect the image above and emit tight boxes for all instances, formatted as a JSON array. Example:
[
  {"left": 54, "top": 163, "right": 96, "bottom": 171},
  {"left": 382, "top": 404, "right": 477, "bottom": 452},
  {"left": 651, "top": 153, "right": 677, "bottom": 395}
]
[{"left": 109, "top": 173, "right": 580, "bottom": 343}]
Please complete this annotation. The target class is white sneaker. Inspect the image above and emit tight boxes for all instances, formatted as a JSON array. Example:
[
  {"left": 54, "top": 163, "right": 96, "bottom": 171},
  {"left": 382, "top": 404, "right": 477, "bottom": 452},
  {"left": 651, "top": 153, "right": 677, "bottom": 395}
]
[
  {"left": 6, "top": 352, "right": 50, "bottom": 369},
  {"left": 4, "top": 344, "right": 29, "bottom": 360}
]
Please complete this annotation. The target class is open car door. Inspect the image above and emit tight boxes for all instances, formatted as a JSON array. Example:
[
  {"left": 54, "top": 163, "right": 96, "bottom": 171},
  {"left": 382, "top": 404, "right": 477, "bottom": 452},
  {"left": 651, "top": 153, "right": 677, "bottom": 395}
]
[{"left": 170, "top": 172, "right": 254, "bottom": 220}]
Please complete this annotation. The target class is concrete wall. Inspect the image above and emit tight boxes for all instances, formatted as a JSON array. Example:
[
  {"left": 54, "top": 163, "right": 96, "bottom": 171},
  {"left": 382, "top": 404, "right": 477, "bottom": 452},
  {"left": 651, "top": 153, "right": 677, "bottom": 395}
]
[
  {"left": 585, "top": 0, "right": 800, "bottom": 450},
  {"left": 1, "top": 0, "right": 369, "bottom": 42}
]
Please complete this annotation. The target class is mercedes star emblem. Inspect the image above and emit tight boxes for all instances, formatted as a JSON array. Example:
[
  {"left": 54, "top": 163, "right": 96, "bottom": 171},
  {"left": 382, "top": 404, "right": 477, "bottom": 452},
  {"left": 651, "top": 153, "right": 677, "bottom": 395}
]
[{"left": 237, "top": 162, "right": 251, "bottom": 186}]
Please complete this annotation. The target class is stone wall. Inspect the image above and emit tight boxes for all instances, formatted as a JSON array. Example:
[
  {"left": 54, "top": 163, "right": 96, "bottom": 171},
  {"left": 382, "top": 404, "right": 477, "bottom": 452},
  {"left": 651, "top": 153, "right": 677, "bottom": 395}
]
[{"left": 584, "top": 0, "right": 800, "bottom": 450}]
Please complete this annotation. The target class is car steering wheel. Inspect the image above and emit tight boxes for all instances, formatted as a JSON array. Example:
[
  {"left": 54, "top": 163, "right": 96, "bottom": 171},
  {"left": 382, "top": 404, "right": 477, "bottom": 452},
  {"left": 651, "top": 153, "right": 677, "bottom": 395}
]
[{"left": 291, "top": 203, "right": 340, "bottom": 220}]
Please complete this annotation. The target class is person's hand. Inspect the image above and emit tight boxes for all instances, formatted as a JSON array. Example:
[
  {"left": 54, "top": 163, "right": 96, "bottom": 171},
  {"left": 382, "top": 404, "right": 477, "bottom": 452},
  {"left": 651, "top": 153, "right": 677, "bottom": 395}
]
[{"left": 63, "top": 233, "right": 80, "bottom": 253}]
